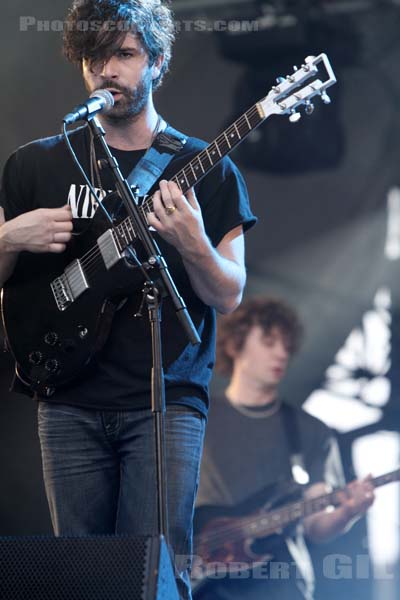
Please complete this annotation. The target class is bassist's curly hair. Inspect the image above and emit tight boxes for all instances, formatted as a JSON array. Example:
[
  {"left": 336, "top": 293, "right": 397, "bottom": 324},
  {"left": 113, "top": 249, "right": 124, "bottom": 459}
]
[
  {"left": 63, "top": 0, "right": 175, "bottom": 89},
  {"left": 216, "top": 296, "right": 303, "bottom": 377}
]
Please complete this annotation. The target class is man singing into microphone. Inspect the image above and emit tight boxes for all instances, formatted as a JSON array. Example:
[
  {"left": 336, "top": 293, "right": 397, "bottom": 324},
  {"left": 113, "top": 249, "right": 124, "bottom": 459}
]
[{"left": 0, "top": 2, "right": 256, "bottom": 598}]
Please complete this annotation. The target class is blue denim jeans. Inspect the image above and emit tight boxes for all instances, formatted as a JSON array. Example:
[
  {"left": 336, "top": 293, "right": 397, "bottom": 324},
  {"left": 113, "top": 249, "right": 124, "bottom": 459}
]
[{"left": 37, "top": 401, "right": 206, "bottom": 600}]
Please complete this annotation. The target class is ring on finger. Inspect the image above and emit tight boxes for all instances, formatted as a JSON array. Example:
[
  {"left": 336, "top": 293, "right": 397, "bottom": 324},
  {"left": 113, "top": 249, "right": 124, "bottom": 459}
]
[{"left": 165, "top": 205, "right": 176, "bottom": 216}]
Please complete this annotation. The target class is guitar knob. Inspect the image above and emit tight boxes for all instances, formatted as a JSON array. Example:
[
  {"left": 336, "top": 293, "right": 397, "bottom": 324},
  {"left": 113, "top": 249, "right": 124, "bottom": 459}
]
[
  {"left": 289, "top": 111, "right": 301, "bottom": 124},
  {"left": 29, "top": 351, "right": 44, "bottom": 366},
  {"left": 304, "top": 101, "right": 314, "bottom": 115},
  {"left": 78, "top": 326, "right": 89, "bottom": 339},
  {"left": 45, "top": 359, "right": 60, "bottom": 373},
  {"left": 44, "top": 332, "right": 59, "bottom": 346},
  {"left": 321, "top": 92, "right": 331, "bottom": 105}
]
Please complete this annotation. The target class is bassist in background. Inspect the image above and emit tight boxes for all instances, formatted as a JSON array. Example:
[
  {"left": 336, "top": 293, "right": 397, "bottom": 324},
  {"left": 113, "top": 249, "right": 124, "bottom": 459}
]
[
  {"left": 195, "top": 297, "right": 375, "bottom": 600},
  {"left": 0, "top": 1, "right": 256, "bottom": 599}
]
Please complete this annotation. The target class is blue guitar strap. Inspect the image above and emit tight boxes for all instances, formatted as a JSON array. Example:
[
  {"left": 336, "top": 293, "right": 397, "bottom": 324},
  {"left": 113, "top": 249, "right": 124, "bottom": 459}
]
[{"left": 126, "top": 124, "right": 187, "bottom": 197}]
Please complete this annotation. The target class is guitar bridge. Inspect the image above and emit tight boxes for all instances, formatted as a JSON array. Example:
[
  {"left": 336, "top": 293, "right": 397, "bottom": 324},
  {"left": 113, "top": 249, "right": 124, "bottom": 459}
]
[{"left": 51, "top": 259, "right": 89, "bottom": 311}]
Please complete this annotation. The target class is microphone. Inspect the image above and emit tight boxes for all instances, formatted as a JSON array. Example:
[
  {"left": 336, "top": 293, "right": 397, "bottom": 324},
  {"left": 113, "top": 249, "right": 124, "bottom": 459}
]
[{"left": 63, "top": 89, "right": 114, "bottom": 125}]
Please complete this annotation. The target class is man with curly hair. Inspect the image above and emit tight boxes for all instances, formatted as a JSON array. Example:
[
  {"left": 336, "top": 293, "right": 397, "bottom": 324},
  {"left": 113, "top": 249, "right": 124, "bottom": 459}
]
[
  {"left": 0, "top": 2, "right": 256, "bottom": 597},
  {"left": 194, "top": 296, "right": 375, "bottom": 600}
]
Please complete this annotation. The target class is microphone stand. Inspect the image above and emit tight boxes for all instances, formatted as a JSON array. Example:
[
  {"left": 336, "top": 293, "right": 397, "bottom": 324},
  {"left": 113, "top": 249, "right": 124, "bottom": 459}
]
[{"left": 87, "top": 115, "right": 201, "bottom": 548}]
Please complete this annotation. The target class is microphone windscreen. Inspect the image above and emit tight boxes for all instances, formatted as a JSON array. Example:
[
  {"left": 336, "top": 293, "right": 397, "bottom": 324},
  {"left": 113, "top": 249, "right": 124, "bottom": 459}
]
[{"left": 90, "top": 89, "right": 115, "bottom": 113}]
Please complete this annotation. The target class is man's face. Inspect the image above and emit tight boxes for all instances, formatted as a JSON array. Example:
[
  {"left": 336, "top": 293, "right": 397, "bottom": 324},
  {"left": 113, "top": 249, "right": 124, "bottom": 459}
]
[
  {"left": 232, "top": 325, "right": 290, "bottom": 387},
  {"left": 82, "top": 32, "right": 161, "bottom": 122}
]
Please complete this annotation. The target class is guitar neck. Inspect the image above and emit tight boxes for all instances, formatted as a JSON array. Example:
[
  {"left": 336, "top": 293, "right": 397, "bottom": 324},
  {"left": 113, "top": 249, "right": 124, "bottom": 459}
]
[
  {"left": 108, "top": 53, "right": 337, "bottom": 251},
  {"left": 242, "top": 468, "right": 400, "bottom": 538},
  {"left": 303, "top": 468, "right": 400, "bottom": 517},
  {"left": 114, "top": 103, "right": 265, "bottom": 250},
  {"left": 150, "top": 103, "right": 264, "bottom": 202}
]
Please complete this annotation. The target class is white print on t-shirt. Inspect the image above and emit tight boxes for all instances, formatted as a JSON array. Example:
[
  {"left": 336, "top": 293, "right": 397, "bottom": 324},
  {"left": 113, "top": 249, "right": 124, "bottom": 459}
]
[
  {"left": 67, "top": 184, "right": 146, "bottom": 221},
  {"left": 67, "top": 184, "right": 111, "bottom": 219}
]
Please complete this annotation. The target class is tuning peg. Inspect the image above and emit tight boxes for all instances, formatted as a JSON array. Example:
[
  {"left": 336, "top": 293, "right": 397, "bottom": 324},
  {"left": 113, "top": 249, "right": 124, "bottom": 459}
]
[
  {"left": 293, "top": 66, "right": 298, "bottom": 72},
  {"left": 305, "top": 101, "right": 314, "bottom": 115},
  {"left": 321, "top": 91, "right": 331, "bottom": 104},
  {"left": 289, "top": 110, "right": 301, "bottom": 123},
  {"left": 276, "top": 76, "right": 285, "bottom": 84}
]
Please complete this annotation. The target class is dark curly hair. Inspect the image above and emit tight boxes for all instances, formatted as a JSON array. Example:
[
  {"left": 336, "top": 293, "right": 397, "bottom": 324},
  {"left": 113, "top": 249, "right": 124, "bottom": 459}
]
[
  {"left": 63, "top": 0, "right": 175, "bottom": 89},
  {"left": 216, "top": 296, "right": 303, "bottom": 376}
]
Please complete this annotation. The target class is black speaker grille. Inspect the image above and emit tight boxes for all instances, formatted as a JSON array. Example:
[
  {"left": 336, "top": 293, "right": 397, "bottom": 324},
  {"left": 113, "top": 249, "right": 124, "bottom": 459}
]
[{"left": 0, "top": 535, "right": 156, "bottom": 600}]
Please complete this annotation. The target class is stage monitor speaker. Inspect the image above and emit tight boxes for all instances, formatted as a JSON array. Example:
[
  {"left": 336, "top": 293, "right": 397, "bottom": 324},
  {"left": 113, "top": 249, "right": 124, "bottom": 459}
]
[{"left": 0, "top": 534, "right": 180, "bottom": 600}]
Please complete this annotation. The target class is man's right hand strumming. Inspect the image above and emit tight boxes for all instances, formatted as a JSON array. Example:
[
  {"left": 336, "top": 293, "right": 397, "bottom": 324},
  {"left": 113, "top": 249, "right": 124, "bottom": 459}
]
[
  {"left": 0, "top": 205, "right": 73, "bottom": 286},
  {"left": 0, "top": 205, "right": 73, "bottom": 254}
]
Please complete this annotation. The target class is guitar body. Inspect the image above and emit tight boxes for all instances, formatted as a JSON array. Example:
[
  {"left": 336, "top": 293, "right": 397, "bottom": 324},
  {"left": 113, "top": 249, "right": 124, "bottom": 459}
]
[
  {"left": 192, "top": 483, "right": 301, "bottom": 594},
  {"left": 192, "top": 467, "right": 400, "bottom": 595},
  {"left": 1, "top": 193, "right": 145, "bottom": 396},
  {"left": 194, "top": 505, "right": 277, "bottom": 565}
]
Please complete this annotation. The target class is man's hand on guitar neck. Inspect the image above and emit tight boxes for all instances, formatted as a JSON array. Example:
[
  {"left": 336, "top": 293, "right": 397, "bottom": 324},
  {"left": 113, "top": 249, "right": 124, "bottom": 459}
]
[
  {"left": 147, "top": 180, "right": 207, "bottom": 257},
  {"left": 303, "top": 475, "right": 375, "bottom": 544},
  {"left": 147, "top": 180, "right": 246, "bottom": 314},
  {"left": 0, "top": 205, "right": 73, "bottom": 286}
]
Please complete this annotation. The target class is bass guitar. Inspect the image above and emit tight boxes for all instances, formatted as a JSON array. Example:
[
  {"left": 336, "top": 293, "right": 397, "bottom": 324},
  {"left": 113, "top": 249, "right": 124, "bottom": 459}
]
[
  {"left": 192, "top": 468, "right": 400, "bottom": 593},
  {"left": 1, "top": 54, "right": 336, "bottom": 396}
]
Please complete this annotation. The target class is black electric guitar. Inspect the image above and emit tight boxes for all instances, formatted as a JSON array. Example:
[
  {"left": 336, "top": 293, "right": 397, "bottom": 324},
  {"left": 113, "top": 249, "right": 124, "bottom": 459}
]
[
  {"left": 192, "top": 468, "right": 400, "bottom": 594},
  {"left": 1, "top": 54, "right": 336, "bottom": 396}
]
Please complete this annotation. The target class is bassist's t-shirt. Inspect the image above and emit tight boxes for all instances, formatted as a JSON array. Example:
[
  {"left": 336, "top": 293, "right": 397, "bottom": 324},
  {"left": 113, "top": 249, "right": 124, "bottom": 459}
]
[
  {"left": 0, "top": 124, "right": 256, "bottom": 415},
  {"left": 196, "top": 397, "right": 345, "bottom": 599}
]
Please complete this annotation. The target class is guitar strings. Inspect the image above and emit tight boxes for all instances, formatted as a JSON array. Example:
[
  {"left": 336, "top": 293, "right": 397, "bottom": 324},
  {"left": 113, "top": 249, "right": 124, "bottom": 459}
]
[
  {"left": 60, "top": 205, "right": 149, "bottom": 288},
  {"left": 59, "top": 202, "right": 148, "bottom": 285},
  {"left": 141, "top": 106, "right": 261, "bottom": 214},
  {"left": 71, "top": 105, "right": 260, "bottom": 271},
  {"left": 205, "top": 469, "right": 399, "bottom": 551},
  {"left": 195, "top": 501, "right": 306, "bottom": 552},
  {"left": 58, "top": 108, "right": 261, "bottom": 291},
  {"left": 60, "top": 105, "right": 262, "bottom": 289},
  {"left": 197, "top": 470, "right": 400, "bottom": 552},
  {"left": 198, "top": 489, "right": 346, "bottom": 549}
]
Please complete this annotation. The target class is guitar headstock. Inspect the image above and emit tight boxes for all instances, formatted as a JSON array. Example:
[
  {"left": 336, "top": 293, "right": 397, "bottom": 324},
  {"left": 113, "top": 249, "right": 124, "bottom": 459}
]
[{"left": 258, "top": 53, "right": 337, "bottom": 122}]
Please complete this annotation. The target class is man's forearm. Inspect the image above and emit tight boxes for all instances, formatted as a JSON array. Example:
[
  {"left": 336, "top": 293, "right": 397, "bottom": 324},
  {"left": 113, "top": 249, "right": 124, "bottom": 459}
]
[
  {"left": 146, "top": 184, "right": 247, "bottom": 313},
  {"left": 182, "top": 239, "right": 245, "bottom": 314},
  {"left": 303, "top": 506, "right": 352, "bottom": 544},
  {"left": 0, "top": 234, "right": 19, "bottom": 287}
]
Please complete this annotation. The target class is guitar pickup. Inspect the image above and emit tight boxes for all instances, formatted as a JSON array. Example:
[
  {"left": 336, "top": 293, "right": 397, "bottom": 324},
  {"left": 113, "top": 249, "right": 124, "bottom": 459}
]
[
  {"left": 51, "top": 259, "right": 89, "bottom": 311},
  {"left": 97, "top": 229, "right": 122, "bottom": 270}
]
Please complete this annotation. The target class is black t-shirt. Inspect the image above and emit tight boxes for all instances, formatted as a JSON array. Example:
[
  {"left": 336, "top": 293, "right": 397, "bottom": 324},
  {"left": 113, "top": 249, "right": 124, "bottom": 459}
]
[
  {"left": 0, "top": 125, "right": 256, "bottom": 415},
  {"left": 196, "top": 396, "right": 344, "bottom": 599}
]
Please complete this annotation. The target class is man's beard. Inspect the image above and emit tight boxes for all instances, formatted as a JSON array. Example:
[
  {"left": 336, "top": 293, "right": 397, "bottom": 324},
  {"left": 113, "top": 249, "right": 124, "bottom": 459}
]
[{"left": 100, "top": 70, "right": 153, "bottom": 125}]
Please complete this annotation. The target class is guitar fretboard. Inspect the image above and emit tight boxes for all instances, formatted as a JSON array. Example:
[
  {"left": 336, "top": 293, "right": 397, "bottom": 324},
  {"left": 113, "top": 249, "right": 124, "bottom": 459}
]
[
  {"left": 148, "top": 104, "right": 263, "bottom": 203},
  {"left": 242, "top": 468, "right": 400, "bottom": 538},
  {"left": 112, "top": 103, "right": 264, "bottom": 250}
]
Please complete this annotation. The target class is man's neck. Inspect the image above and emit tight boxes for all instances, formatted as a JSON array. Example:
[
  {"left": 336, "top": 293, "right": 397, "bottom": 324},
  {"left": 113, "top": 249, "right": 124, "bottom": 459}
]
[
  {"left": 99, "top": 103, "right": 162, "bottom": 151},
  {"left": 225, "top": 377, "right": 279, "bottom": 408}
]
